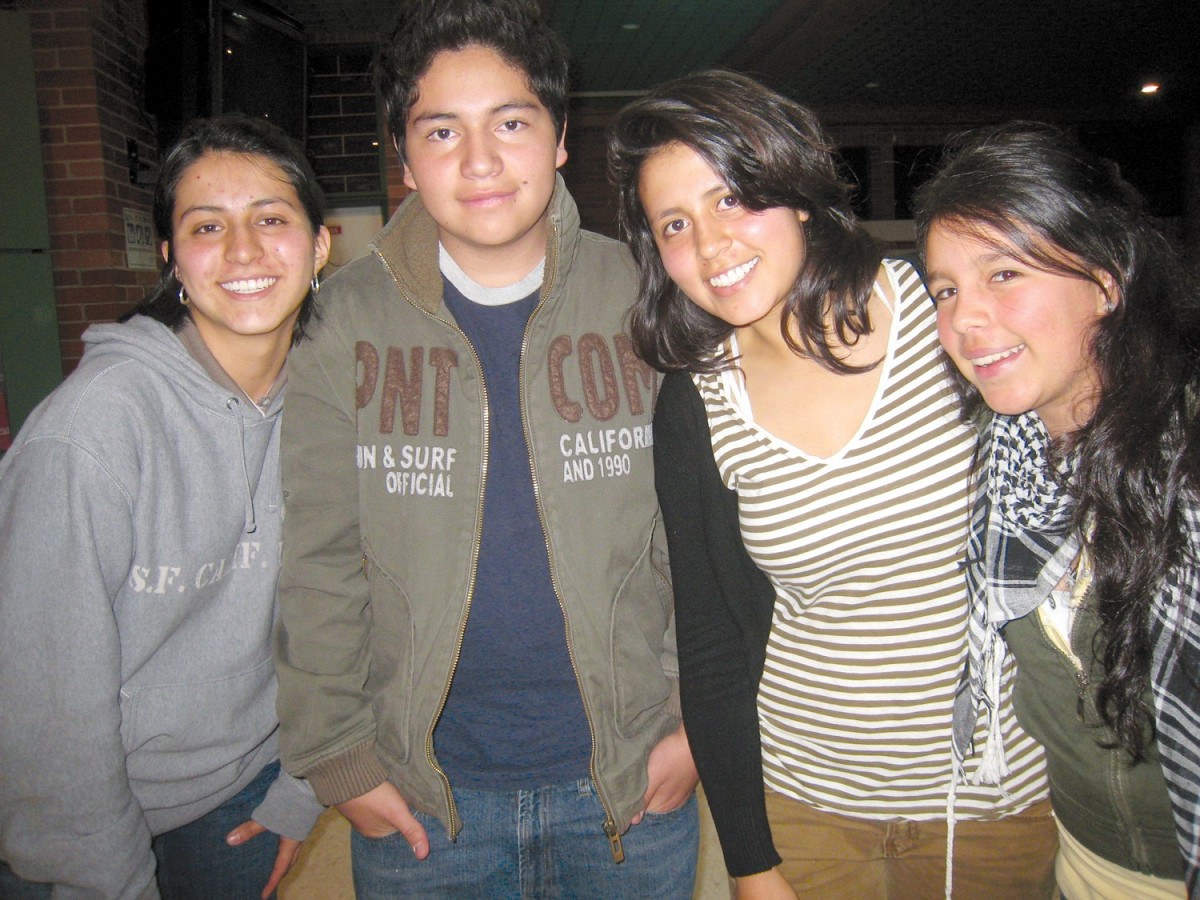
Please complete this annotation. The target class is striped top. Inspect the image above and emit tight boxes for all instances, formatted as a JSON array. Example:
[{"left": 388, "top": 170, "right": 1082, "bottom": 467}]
[{"left": 695, "top": 259, "right": 1046, "bottom": 820}]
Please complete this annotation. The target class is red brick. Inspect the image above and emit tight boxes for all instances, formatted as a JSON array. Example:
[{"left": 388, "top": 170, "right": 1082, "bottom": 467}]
[
  {"left": 45, "top": 145, "right": 105, "bottom": 165},
  {"left": 40, "top": 125, "right": 67, "bottom": 145},
  {"left": 68, "top": 160, "right": 105, "bottom": 179},
  {"left": 76, "top": 232, "right": 121, "bottom": 252},
  {"left": 42, "top": 29, "right": 93, "bottom": 50},
  {"left": 32, "top": 48, "right": 59, "bottom": 70},
  {"left": 49, "top": 232, "right": 78, "bottom": 252},
  {"left": 54, "top": 211, "right": 110, "bottom": 232},
  {"left": 38, "top": 68, "right": 94, "bottom": 90},
  {"left": 57, "top": 322, "right": 87, "bottom": 345},
  {"left": 80, "top": 300, "right": 132, "bottom": 322},
  {"left": 59, "top": 283, "right": 116, "bottom": 304},
  {"left": 52, "top": 9, "right": 91, "bottom": 29},
  {"left": 57, "top": 249, "right": 116, "bottom": 269},
  {"left": 70, "top": 196, "right": 108, "bottom": 215},
  {"left": 53, "top": 304, "right": 84, "bottom": 323},
  {"left": 43, "top": 106, "right": 95, "bottom": 127},
  {"left": 60, "top": 87, "right": 100, "bottom": 106},
  {"left": 46, "top": 179, "right": 106, "bottom": 198},
  {"left": 35, "top": 87, "right": 64, "bottom": 108},
  {"left": 64, "top": 124, "right": 104, "bottom": 144}
]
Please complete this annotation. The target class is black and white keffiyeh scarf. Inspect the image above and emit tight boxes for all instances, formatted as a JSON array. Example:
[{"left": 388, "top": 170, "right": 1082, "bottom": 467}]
[
  {"left": 953, "top": 412, "right": 1200, "bottom": 893},
  {"left": 1150, "top": 503, "right": 1200, "bottom": 896},
  {"left": 952, "top": 412, "right": 1079, "bottom": 783}
]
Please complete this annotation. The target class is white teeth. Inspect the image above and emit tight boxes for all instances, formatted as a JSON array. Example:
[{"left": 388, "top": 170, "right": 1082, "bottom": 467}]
[
  {"left": 972, "top": 344, "right": 1025, "bottom": 367},
  {"left": 221, "top": 277, "right": 277, "bottom": 294},
  {"left": 709, "top": 257, "right": 758, "bottom": 288}
]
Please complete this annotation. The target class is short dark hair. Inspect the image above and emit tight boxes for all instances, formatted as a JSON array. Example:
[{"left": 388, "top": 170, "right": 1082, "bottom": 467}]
[
  {"left": 375, "top": 0, "right": 569, "bottom": 164},
  {"left": 130, "top": 114, "right": 326, "bottom": 344},
  {"left": 914, "top": 121, "right": 1200, "bottom": 759},
  {"left": 607, "top": 70, "right": 879, "bottom": 373}
]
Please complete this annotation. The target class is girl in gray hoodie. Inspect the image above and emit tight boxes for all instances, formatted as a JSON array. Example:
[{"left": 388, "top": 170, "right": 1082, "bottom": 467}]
[{"left": 0, "top": 115, "right": 330, "bottom": 899}]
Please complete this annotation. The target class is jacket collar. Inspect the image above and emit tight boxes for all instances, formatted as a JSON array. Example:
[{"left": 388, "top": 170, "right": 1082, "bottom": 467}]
[{"left": 372, "top": 173, "right": 579, "bottom": 316}]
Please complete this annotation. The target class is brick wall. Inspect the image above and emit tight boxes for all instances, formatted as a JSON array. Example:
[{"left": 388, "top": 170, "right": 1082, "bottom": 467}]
[
  {"left": 18, "top": 0, "right": 159, "bottom": 373},
  {"left": 308, "top": 48, "right": 382, "bottom": 198},
  {"left": 308, "top": 46, "right": 410, "bottom": 219}
]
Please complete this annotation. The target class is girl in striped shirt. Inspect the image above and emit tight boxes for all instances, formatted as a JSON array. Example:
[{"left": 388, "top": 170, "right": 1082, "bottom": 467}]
[{"left": 609, "top": 71, "right": 1054, "bottom": 899}]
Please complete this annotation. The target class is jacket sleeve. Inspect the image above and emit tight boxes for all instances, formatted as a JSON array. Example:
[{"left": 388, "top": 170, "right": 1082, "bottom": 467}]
[
  {"left": 0, "top": 438, "right": 159, "bottom": 900},
  {"left": 652, "top": 371, "right": 781, "bottom": 878},
  {"left": 274, "top": 319, "right": 390, "bottom": 806}
]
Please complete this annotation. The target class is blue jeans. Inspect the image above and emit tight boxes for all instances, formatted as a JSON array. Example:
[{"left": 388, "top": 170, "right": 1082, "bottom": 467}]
[
  {"left": 0, "top": 760, "right": 282, "bottom": 899},
  {"left": 352, "top": 779, "right": 699, "bottom": 899}
]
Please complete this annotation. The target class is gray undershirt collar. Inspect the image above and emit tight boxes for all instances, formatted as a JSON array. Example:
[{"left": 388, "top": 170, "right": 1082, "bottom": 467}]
[{"left": 439, "top": 243, "right": 544, "bottom": 307}]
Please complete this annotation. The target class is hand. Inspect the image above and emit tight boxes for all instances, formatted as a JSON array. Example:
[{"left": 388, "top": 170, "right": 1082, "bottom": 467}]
[
  {"left": 224, "top": 819, "right": 303, "bottom": 898},
  {"left": 631, "top": 723, "right": 699, "bottom": 824},
  {"left": 336, "top": 781, "right": 430, "bottom": 860},
  {"left": 735, "top": 867, "right": 798, "bottom": 900}
]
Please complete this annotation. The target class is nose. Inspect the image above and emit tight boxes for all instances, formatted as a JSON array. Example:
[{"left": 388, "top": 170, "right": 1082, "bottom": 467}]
[
  {"left": 460, "top": 131, "right": 501, "bottom": 179},
  {"left": 693, "top": 214, "right": 730, "bottom": 261},
  {"left": 946, "top": 286, "right": 988, "bottom": 334},
  {"left": 226, "top": 223, "right": 264, "bottom": 265}
]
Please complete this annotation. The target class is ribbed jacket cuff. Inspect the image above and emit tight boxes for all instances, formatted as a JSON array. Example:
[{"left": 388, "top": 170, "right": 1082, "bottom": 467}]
[{"left": 305, "top": 738, "right": 391, "bottom": 807}]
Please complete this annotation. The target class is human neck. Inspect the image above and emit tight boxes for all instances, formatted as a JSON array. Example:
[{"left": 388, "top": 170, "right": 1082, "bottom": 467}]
[
  {"left": 439, "top": 221, "right": 550, "bottom": 288},
  {"left": 196, "top": 326, "right": 291, "bottom": 401}
]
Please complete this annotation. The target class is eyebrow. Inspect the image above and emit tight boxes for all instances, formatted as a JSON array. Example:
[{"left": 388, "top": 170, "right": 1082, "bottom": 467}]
[
  {"left": 410, "top": 99, "right": 541, "bottom": 126},
  {"left": 177, "top": 197, "right": 298, "bottom": 220},
  {"left": 925, "top": 247, "right": 1018, "bottom": 282},
  {"left": 649, "top": 184, "right": 727, "bottom": 224}
]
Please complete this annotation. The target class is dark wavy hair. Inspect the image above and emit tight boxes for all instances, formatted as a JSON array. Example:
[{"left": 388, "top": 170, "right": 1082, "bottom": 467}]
[
  {"left": 607, "top": 70, "right": 880, "bottom": 373},
  {"left": 126, "top": 114, "right": 326, "bottom": 345},
  {"left": 913, "top": 121, "right": 1200, "bottom": 758},
  {"left": 375, "top": 0, "right": 569, "bottom": 164}
]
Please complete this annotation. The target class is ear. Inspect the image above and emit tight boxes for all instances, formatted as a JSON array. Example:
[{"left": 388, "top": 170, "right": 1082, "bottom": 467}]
[
  {"left": 397, "top": 136, "right": 418, "bottom": 192},
  {"left": 1094, "top": 269, "right": 1120, "bottom": 315},
  {"left": 555, "top": 117, "right": 568, "bottom": 170},
  {"left": 160, "top": 241, "right": 170, "bottom": 264},
  {"left": 313, "top": 225, "right": 332, "bottom": 273}
]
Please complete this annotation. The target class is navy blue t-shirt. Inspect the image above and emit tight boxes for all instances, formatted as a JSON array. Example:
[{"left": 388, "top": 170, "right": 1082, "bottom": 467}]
[{"left": 435, "top": 277, "right": 591, "bottom": 788}]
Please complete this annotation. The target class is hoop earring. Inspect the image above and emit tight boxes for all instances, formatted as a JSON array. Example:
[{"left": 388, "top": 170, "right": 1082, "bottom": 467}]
[
  {"left": 311, "top": 276, "right": 321, "bottom": 296},
  {"left": 178, "top": 284, "right": 190, "bottom": 306}
]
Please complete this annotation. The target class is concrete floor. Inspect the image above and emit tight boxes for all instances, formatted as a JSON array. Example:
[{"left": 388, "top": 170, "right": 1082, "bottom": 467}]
[{"left": 278, "top": 787, "right": 733, "bottom": 899}]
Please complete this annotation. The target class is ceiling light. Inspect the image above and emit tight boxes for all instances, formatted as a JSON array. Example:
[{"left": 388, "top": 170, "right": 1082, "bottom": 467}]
[
  {"left": 1140, "top": 82, "right": 1160, "bottom": 94},
  {"left": 621, "top": 23, "right": 640, "bottom": 30}
]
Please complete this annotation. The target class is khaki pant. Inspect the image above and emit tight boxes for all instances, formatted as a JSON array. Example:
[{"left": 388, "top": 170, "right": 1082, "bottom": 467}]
[{"left": 765, "top": 791, "right": 1058, "bottom": 899}]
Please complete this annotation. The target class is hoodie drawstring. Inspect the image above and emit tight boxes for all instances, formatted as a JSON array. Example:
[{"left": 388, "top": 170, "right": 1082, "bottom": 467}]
[{"left": 225, "top": 397, "right": 257, "bottom": 534}]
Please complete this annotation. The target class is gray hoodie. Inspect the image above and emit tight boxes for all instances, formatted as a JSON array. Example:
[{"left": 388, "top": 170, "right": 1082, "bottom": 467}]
[{"left": 0, "top": 316, "right": 322, "bottom": 899}]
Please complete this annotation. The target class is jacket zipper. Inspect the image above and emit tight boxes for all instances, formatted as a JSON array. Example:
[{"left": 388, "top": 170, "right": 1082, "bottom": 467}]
[
  {"left": 519, "top": 221, "right": 624, "bottom": 864},
  {"left": 1034, "top": 603, "right": 1150, "bottom": 868},
  {"left": 378, "top": 253, "right": 490, "bottom": 843}
]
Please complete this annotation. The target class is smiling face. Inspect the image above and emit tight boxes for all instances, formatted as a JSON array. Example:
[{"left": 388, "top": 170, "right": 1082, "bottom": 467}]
[
  {"left": 401, "top": 45, "right": 567, "bottom": 286},
  {"left": 167, "top": 151, "right": 330, "bottom": 365},
  {"left": 637, "top": 141, "right": 808, "bottom": 338},
  {"left": 925, "top": 220, "right": 1111, "bottom": 438}
]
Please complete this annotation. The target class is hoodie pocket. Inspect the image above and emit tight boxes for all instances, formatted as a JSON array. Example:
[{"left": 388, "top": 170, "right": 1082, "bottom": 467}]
[{"left": 120, "top": 656, "right": 277, "bottom": 781}]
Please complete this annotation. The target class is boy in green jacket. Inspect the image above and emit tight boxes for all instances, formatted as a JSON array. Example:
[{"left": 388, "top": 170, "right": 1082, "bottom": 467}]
[{"left": 273, "top": 0, "right": 699, "bottom": 894}]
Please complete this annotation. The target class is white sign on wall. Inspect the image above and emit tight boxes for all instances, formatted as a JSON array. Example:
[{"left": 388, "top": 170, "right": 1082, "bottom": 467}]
[{"left": 124, "top": 208, "right": 157, "bottom": 270}]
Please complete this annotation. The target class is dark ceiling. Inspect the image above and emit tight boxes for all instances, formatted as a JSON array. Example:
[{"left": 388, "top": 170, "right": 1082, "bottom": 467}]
[{"left": 269, "top": 0, "right": 1197, "bottom": 122}]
